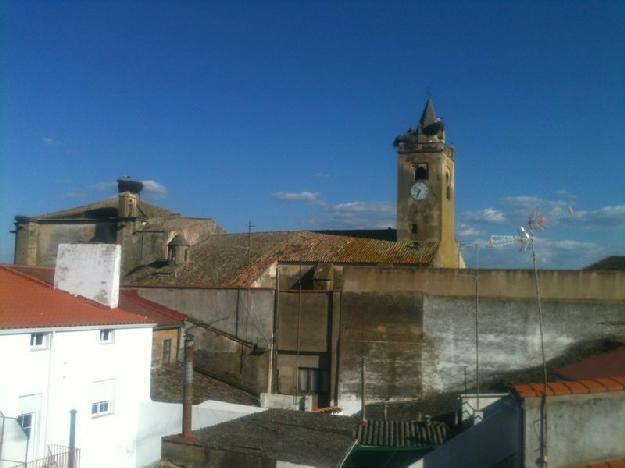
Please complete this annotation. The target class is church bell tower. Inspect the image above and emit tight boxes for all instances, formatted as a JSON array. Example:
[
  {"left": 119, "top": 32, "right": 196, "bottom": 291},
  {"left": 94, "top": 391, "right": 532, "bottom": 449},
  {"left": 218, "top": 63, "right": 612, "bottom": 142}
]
[{"left": 394, "top": 99, "right": 461, "bottom": 268}]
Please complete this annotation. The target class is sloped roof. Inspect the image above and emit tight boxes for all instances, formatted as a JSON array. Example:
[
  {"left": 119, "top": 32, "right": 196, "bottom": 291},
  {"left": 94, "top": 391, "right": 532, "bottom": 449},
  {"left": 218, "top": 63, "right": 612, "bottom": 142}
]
[
  {"left": 553, "top": 347, "right": 625, "bottom": 381},
  {"left": 0, "top": 266, "right": 153, "bottom": 330},
  {"left": 19, "top": 197, "right": 178, "bottom": 220},
  {"left": 513, "top": 377, "right": 625, "bottom": 399},
  {"left": 169, "top": 409, "right": 358, "bottom": 468},
  {"left": 125, "top": 231, "right": 438, "bottom": 287},
  {"left": 4, "top": 265, "right": 185, "bottom": 327},
  {"left": 357, "top": 419, "right": 449, "bottom": 447},
  {"left": 584, "top": 256, "right": 625, "bottom": 271}
]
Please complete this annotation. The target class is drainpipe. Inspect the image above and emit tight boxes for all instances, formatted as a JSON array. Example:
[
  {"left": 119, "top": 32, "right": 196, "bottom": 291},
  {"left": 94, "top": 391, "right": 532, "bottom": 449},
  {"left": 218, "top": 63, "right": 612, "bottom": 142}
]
[
  {"left": 68, "top": 409, "right": 76, "bottom": 468},
  {"left": 182, "top": 333, "right": 194, "bottom": 439}
]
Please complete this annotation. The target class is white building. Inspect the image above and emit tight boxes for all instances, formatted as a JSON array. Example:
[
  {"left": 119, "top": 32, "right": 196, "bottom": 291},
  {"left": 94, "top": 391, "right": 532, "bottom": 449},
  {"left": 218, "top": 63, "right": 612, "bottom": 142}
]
[{"left": 0, "top": 244, "right": 155, "bottom": 468}]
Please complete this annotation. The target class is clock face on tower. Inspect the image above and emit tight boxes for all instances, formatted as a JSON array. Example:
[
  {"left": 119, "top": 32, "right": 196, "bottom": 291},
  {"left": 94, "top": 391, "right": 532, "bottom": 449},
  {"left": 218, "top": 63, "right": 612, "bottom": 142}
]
[{"left": 410, "top": 182, "right": 430, "bottom": 201}]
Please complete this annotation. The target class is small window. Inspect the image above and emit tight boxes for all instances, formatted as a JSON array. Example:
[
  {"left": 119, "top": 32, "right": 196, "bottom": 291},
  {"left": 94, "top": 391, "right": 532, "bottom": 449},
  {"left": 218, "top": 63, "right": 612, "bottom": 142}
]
[
  {"left": 30, "top": 333, "right": 48, "bottom": 350},
  {"left": 162, "top": 338, "right": 172, "bottom": 365},
  {"left": 91, "top": 401, "right": 112, "bottom": 416},
  {"left": 99, "top": 329, "right": 114, "bottom": 344},
  {"left": 446, "top": 172, "right": 451, "bottom": 200},
  {"left": 298, "top": 368, "right": 330, "bottom": 394},
  {"left": 411, "top": 224, "right": 418, "bottom": 234},
  {"left": 415, "top": 163, "right": 429, "bottom": 181},
  {"left": 17, "top": 413, "right": 33, "bottom": 439}
]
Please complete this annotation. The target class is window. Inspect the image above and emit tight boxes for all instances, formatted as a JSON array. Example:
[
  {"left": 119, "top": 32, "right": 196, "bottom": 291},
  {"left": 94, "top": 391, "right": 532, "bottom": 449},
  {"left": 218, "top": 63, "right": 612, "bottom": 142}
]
[
  {"left": 411, "top": 224, "right": 418, "bottom": 234},
  {"left": 29, "top": 333, "right": 48, "bottom": 349},
  {"left": 91, "top": 401, "right": 112, "bottom": 416},
  {"left": 446, "top": 172, "right": 451, "bottom": 200},
  {"left": 99, "top": 329, "right": 114, "bottom": 344},
  {"left": 298, "top": 368, "right": 330, "bottom": 394},
  {"left": 162, "top": 338, "right": 172, "bottom": 365},
  {"left": 415, "top": 163, "right": 429, "bottom": 181},
  {"left": 91, "top": 379, "right": 115, "bottom": 417},
  {"left": 17, "top": 413, "right": 33, "bottom": 439}
]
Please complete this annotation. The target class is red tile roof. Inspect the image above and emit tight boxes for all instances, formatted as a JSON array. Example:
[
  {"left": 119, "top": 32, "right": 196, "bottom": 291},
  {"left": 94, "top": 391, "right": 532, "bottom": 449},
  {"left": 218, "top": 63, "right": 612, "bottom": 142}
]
[
  {"left": 587, "top": 460, "right": 625, "bottom": 468},
  {"left": 553, "top": 347, "right": 625, "bottom": 380},
  {"left": 5, "top": 265, "right": 186, "bottom": 327},
  {"left": 513, "top": 377, "right": 625, "bottom": 398},
  {"left": 120, "top": 289, "right": 186, "bottom": 327},
  {"left": 0, "top": 266, "right": 153, "bottom": 330}
]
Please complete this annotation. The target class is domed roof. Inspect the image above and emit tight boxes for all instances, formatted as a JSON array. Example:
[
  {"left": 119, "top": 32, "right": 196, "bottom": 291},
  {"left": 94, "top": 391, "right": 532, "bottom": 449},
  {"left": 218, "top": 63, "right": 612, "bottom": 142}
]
[{"left": 169, "top": 234, "right": 190, "bottom": 246}]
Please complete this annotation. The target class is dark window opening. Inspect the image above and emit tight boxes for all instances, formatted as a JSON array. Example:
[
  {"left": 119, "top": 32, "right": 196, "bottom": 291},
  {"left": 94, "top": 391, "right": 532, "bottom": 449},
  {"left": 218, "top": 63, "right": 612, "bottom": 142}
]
[
  {"left": 298, "top": 368, "right": 330, "bottom": 394},
  {"left": 411, "top": 224, "right": 418, "bottom": 234},
  {"left": 415, "top": 163, "right": 429, "bottom": 181},
  {"left": 162, "top": 339, "right": 172, "bottom": 365},
  {"left": 446, "top": 172, "right": 451, "bottom": 200},
  {"left": 17, "top": 413, "right": 33, "bottom": 439}
]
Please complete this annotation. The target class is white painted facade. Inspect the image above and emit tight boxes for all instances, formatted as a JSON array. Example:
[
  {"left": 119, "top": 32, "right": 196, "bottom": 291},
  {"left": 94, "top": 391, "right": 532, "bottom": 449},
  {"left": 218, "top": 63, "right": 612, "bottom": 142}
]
[{"left": 0, "top": 325, "right": 153, "bottom": 468}]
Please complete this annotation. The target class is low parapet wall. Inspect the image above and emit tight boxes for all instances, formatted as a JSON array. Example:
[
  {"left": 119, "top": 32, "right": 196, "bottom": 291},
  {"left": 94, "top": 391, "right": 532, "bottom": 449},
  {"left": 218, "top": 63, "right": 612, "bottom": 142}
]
[{"left": 343, "top": 266, "right": 625, "bottom": 301}]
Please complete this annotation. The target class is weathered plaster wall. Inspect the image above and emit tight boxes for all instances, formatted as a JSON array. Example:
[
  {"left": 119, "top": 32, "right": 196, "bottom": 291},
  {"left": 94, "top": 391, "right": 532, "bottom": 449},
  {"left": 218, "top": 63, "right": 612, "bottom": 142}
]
[
  {"left": 523, "top": 392, "right": 625, "bottom": 467},
  {"left": 422, "top": 295, "right": 625, "bottom": 395},
  {"left": 152, "top": 328, "right": 180, "bottom": 368},
  {"left": 337, "top": 292, "right": 423, "bottom": 407},
  {"left": 136, "top": 287, "right": 274, "bottom": 345},
  {"left": 342, "top": 266, "right": 625, "bottom": 301},
  {"left": 30, "top": 222, "right": 116, "bottom": 266}
]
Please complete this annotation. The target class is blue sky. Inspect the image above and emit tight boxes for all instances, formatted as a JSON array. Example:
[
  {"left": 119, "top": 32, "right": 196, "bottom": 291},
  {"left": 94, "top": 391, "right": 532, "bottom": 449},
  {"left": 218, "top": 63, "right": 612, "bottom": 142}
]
[{"left": 1, "top": 0, "right": 624, "bottom": 268}]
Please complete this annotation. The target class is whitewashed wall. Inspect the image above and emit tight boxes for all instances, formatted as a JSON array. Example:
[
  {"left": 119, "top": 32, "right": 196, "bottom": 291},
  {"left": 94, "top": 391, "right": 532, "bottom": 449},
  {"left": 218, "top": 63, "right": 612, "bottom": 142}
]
[{"left": 0, "top": 326, "right": 153, "bottom": 468}]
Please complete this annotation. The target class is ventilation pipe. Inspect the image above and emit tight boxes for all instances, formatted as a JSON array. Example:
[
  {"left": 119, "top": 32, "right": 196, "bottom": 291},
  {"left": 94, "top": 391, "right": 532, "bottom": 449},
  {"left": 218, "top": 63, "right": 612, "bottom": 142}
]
[{"left": 182, "top": 333, "right": 194, "bottom": 439}]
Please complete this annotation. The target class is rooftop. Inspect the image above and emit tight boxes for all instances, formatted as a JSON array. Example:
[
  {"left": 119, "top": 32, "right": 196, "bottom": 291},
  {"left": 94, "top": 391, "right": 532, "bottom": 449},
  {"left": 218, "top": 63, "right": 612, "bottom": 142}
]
[
  {"left": 0, "top": 266, "right": 153, "bottom": 330},
  {"left": 584, "top": 256, "right": 625, "bottom": 271},
  {"left": 126, "top": 231, "right": 438, "bottom": 287},
  {"left": 513, "top": 376, "right": 625, "bottom": 399},
  {"left": 167, "top": 408, "right": 358, "bottom": 468},
  {"left": 553, "top": 347, "right": 625, "bottom": 381},
  {"left": 5, "top": 265, "right": 186, "bottom": 328}
]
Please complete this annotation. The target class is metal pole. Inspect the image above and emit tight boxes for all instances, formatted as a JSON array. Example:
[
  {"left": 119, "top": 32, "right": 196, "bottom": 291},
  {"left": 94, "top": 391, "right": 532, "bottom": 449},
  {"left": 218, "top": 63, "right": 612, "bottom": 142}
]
[
  {"left": 475, "top": 245, "right": 480, "bottom": 412},
  {"left": 182, "top": 333, "right": 195, "bottom": 439},
  {"left": 68, "top": 409, "right": 77, "bottom": 468},
  {"left": 531, "top": 241, "right": 548, "bottom": 468},
  {"left": 360, "top": 356, "right": 367, "bottom": 422}
]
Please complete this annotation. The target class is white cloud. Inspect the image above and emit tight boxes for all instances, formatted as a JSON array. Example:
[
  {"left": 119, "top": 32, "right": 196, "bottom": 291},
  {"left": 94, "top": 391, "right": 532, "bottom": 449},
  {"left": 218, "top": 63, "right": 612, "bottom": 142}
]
[
  {"left": 142, "top": 180, "right": 168, "bottom": 194},
  {"left": 461, "top": 208, "right": 507, "bottom": 224},
  {"left": 272, "top": 191, "right": 321, "bottom": 203},
  {"left": 41, "top": 136, "right": 62, "bottom": 147},
  {"left": 457, "top": 224, "right": 481, "bottom": 237},
  {"left": 90, "top": 181, "right": 116, "bottom": 192},
  {"left": 571, "top": 205, "right": 625, "bottom": 226},
  {"left": 64, "top": 191, "right": 86, "bottom": 199},
  {"left": 318, "top": 201, "right": 395, "bottom": 229}
]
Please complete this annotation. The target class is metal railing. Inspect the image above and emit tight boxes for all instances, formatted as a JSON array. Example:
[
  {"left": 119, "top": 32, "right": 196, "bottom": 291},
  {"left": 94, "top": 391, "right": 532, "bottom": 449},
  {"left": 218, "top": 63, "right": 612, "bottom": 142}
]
[{"left": 11, "top": 444, "right": 80, "bottom": 468}]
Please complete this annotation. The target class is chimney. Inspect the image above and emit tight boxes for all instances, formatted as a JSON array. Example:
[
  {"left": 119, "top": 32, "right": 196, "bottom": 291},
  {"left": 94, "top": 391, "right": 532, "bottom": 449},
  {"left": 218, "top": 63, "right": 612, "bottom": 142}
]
[
  {"left": 182, "top": 333, "right": 195, "bottom": 440},
  {"left": 117, "top": 178, "right": 143, "bottom": 219},
  {"left": 54, "top": 244, "right": 121, "bottom": 308}
]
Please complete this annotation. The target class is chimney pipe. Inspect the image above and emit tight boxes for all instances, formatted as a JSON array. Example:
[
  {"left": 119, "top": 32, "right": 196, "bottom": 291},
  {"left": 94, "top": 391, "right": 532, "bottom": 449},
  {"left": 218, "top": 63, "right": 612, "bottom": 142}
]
[
  {"left": 68, "top": 409, "right": 77, "bottom": 468},
  {"left": 182, "top": 333, "right": 195, "bottom": 439}
]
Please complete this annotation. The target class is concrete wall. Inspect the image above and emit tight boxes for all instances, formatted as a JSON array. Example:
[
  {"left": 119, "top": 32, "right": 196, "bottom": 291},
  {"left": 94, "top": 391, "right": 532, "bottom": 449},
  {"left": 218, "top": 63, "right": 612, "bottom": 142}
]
[
  {"left": 523, "top": 392, "right": 625, "bottom": 467},
  {"left": 136, "top": 287, "right": 274, "bottom": 394},
  {"left": 136, "top": 288, "right": 274, "bottom": 345},
  {"left": 422, "top": 295, "right": 625, "bottom": 395},
  {"left": 337, "top": 292, "right": 423, "bottom": 407},
  {"left": 342, "top": 266, "right": 625, "bottom": 301}
]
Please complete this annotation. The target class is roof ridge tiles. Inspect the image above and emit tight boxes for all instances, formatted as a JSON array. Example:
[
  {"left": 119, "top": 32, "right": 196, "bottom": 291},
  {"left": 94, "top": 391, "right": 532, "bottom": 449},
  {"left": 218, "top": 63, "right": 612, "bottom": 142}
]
[{"left": 514, "top": 377, "right": 625, "bottom": 398}]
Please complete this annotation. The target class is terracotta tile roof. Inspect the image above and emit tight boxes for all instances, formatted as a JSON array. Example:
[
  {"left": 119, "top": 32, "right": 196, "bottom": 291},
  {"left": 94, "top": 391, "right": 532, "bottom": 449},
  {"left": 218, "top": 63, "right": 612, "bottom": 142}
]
[
  {"left": 126, "top": 231, "right": 438, "bottom": 288},
  {"left": 120, "top": 289, "right": 186, "bottom": 326},
  {"left": 513, "top": 377, "right": 625, "bottom": 398},
  {"left": 553, "top": 347, "right": 625, "bottom": 380},
  {"left": 0, "top": 266, "right": 153, "bottom": 330},
  {"left": 5, "top": 265, "right": 185, "bottom": 327},
  {"left": 587, "top": 460, "right": 625, "bottom": 468}
]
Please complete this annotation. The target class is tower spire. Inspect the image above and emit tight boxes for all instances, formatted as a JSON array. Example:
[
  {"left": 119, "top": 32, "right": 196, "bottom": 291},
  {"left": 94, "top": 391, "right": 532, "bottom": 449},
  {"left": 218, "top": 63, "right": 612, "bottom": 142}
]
[{"left": 419, "top": 98, "right": 438, "bottom": 128}]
